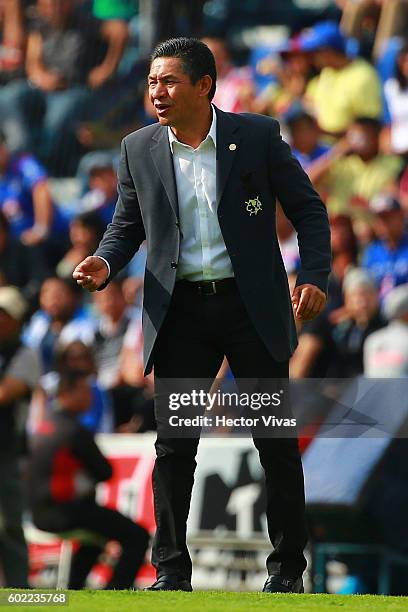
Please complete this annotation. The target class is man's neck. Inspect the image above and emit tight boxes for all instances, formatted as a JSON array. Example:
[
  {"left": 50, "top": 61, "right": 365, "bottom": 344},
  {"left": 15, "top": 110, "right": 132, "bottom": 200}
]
[{"left": 170, "top": 105, "right": 213, "bottom": 149}]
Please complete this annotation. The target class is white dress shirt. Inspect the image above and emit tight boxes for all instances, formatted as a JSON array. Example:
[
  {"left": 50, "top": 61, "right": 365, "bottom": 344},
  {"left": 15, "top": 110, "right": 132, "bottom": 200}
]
[
  {"left": 168, "top": 106, "right": 234, "bottom": 281},
  {"left": 97, "top": 106, "right": 233, "bottom": 282}
]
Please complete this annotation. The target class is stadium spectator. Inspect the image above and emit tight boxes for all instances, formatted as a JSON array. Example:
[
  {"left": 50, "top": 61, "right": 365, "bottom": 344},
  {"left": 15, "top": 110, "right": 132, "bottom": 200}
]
[
  {"left": 116, "top": 318, "right": 155, "bottom": 433},
  {"left": 302, "top": 21, "right": 383, "bottom": 135},
  {"left": 383, "top": 39, "right": 408, "bottom": 156},
  {"left": 92, "top": 279, "right": 136, "bottom": 390},
  {"left": 286, "top": 111, "right": 331, "bottom": 171},
  {"left": 56, "top": 212, "right": 106, "bottom": 280},
  {"left": 362, "top": 193, "right": 408, "bottom": 300},
  {"left": 290, "top": 267, "right": 386, "bottom": 378},
  {"left": 0, "top": 210, "right": 49, "bottom": 308},
  {"left": 364, "top": 283, "right": 408, "bottom": 377},
  {"left": 11, "top": 0, "right": 128, "bottom": 175},
  {"left": 33, "top": 340, "right": 113, "bottom": 435},
  {"left": 0, "top": 129, "right": 65, "bottom": 246},
  {"left": 253, "top": 37, "right": 316, "bottom": 119},
  {"left": 79, "top": 162, "right": 118, "bottom": 226},
  {"left": 0, "top": 1, "right": 406, "bottom": 593},
  {"left": 323, "top": 213, "right": 359, "bottom": 314},
  {"left": 91, "top": 279, "right": 154, "bottom": 431},
  {"left": 201, "top": 36, "right": 254, "bottom": 113},
  {"left": 27, "top": 369, "right": 149, "bottom": 589},
  {"left": 0, "top": 286, "right": 41, "bottom": 588},
  {"left": 24, "top": 277, "right": 94, "bottom": 372},
  {"left": 311, "top": 117, "right": 403, "bottom": 217},
  {"left": 0, "top": 0, "right": 27, "bottom": 152}
]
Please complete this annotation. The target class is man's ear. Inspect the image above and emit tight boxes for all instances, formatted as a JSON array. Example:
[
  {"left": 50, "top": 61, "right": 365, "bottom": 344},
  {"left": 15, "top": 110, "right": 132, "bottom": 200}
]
[{"left": 198, "top": 74, "right": 213, "bottom": 98}]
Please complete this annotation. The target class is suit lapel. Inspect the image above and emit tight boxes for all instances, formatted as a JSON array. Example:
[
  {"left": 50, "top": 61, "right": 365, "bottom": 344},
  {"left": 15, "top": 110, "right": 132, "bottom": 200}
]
[
  {"left": 150, "top": 126, "right": 179, "bottom": 220},
  {"left": 215, "top": 107, "right": 241, "bottom": 208},
  {"left": 149, "top": 109, "right": 241, "bottom": 217}
]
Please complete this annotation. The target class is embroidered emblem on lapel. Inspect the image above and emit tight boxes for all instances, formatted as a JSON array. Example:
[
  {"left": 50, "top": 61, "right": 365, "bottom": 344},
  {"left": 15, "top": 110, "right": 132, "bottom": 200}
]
[{"left": 245, "top": 196, "right": 262, "bottom": 216}]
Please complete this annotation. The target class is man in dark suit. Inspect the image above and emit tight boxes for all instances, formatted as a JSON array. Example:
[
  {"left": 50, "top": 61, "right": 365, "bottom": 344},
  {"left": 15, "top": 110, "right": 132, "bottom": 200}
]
[{"left": 74, "top": 37, "right": 331, "bottom": 593}]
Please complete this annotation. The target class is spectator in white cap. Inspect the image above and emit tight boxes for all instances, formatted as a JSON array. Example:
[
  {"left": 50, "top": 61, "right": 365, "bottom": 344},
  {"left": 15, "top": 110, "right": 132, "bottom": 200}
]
[
  {"left": 364, "top": 283, "right": 408, "bottom": 377},
  {"left": 362, "top": 193, "right": 408, "bottom": 300}
]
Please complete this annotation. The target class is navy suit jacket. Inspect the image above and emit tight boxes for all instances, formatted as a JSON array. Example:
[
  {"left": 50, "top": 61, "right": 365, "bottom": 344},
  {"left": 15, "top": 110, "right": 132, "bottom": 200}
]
[{"left": 95, "top": 107, "right": 331, "bottom": 374}]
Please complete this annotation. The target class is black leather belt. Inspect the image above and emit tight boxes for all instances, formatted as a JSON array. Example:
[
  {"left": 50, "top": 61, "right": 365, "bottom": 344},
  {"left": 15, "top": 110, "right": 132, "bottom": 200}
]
[{"left": 176, "top": 278, "right": 236, "bottom": 296}]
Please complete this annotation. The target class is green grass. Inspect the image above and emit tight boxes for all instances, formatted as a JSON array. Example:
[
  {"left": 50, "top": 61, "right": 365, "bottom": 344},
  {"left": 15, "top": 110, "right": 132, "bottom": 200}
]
[{"left": 1, "top": 590, "right": 408, "bottom": 612}]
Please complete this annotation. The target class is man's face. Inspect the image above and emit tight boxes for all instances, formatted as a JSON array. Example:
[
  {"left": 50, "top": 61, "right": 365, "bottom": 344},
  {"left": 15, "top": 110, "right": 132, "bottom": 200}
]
[
  {"left": 374, "top": 210, "right": 405, "bottom": 244},
  {"left": 39, "top": 279, "right": 76, "bottom": 321},
  {"left": 89, "top": 167, "right": 117, "bottom": 200},
  {"left": 344, "top": 286, "right": 378, "bottom": 320},
  {"left": 285, "top": 51, "right": 311, "bottom": 75},
  {"left": 148, "top": 57, "right": 208, "bottom": 129},
  {"left": 69, "top": 220, "right": 96, "bottom": 250},
  {"left": 64, "top": 343, "right": 94, "bottom": 374},
  {"left": 291, "top": 119, "right": 319, "bottom": 153}
]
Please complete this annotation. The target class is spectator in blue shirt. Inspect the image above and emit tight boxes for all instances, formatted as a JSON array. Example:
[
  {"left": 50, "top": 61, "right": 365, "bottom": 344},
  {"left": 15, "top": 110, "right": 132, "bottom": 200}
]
[
  {"left": 79, "top": 161, "right": 117, "bottom": 226},
  {"left": 0, "top": 130, "right": 67, "bottom": 245},
  {"left": 37, "top": 340, "right": 113, "bottom": 434},
  {"left": 24, "top": 277, "right": 94, "bottom": 373},
  {"left": 362, "top": 193, "right": 408, "bottom": 300},
  {"left": 286, "top": 110, "right": 331, "bottom": 171}
]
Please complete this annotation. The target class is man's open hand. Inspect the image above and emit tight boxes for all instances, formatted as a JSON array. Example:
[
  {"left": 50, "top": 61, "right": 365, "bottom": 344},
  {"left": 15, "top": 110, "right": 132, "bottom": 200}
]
[
  {"left": 291, "top": 284, "right": 326, "bottom": 321},
  {"left": 73, "top": 256, "right": 109, "bottom": 292}
]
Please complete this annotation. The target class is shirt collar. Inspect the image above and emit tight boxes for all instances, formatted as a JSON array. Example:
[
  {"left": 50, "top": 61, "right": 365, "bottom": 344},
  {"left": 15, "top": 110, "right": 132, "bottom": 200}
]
[{"left": 168, "top": 105, "right": 217, "bottom": 153}]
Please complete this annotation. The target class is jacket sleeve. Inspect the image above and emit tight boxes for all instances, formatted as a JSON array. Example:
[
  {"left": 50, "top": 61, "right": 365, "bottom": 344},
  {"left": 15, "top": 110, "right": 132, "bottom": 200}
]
[
  {"left": 73, "top": 427, "right": 113, "bottom": 483},
  {"left": 94, "top": 137, "right": 146, "bottom": 287},
  {"left": 268, "top": 120, "right": 331, "bottom": 294}
]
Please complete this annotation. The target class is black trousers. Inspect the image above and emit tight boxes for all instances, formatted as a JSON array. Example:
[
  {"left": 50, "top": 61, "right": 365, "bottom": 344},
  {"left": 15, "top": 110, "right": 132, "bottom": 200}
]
[
  {"left": 0, "top": 450, "right": 29, "bottom": 588},
  {"left": 151, "top": 281, "right": 308, "bottom": 581},
  {"left": 33, "top": 500, "right": 149, "bottom": 589}
]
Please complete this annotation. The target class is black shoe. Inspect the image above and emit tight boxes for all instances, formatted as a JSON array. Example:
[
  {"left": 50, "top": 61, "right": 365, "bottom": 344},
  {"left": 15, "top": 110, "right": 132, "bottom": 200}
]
[
  {"left": 262, "top": 575, "right": 304, "bottom": 593},
  {"left": 144, "top": 574, "right": 193, "bottom": 591}
]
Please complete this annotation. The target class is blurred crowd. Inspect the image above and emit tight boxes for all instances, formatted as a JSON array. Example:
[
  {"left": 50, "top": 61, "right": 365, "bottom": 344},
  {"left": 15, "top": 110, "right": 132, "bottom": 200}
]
[{"left": 2, "top": 0, "right": 408, "bottom": 592}]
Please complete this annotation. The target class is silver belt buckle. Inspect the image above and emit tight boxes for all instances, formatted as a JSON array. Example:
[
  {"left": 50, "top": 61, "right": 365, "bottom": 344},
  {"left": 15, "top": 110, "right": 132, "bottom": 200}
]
[{"left": 199, "top": 281, "right": 217, "bottom": 295}]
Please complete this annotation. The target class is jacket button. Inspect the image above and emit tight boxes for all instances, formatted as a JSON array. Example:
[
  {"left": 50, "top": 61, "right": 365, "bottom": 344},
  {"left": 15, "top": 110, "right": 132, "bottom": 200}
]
[{"left": 171, "top": 262, "right": 177, "bottom": 269}]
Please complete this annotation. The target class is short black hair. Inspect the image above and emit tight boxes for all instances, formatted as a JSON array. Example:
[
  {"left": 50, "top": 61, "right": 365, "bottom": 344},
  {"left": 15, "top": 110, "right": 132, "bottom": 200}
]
[
  {"left": 151, "top": 37, "right": 217, "bottom": 101},
  {"left": 286, "top": 111, "right": 318, "bottom": 131},
  {"left": 352, "top": 117, "right": 382, "bottom": 134},
  {"left": 73, "top": 211, "right": 106, "bottom": 243}
]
